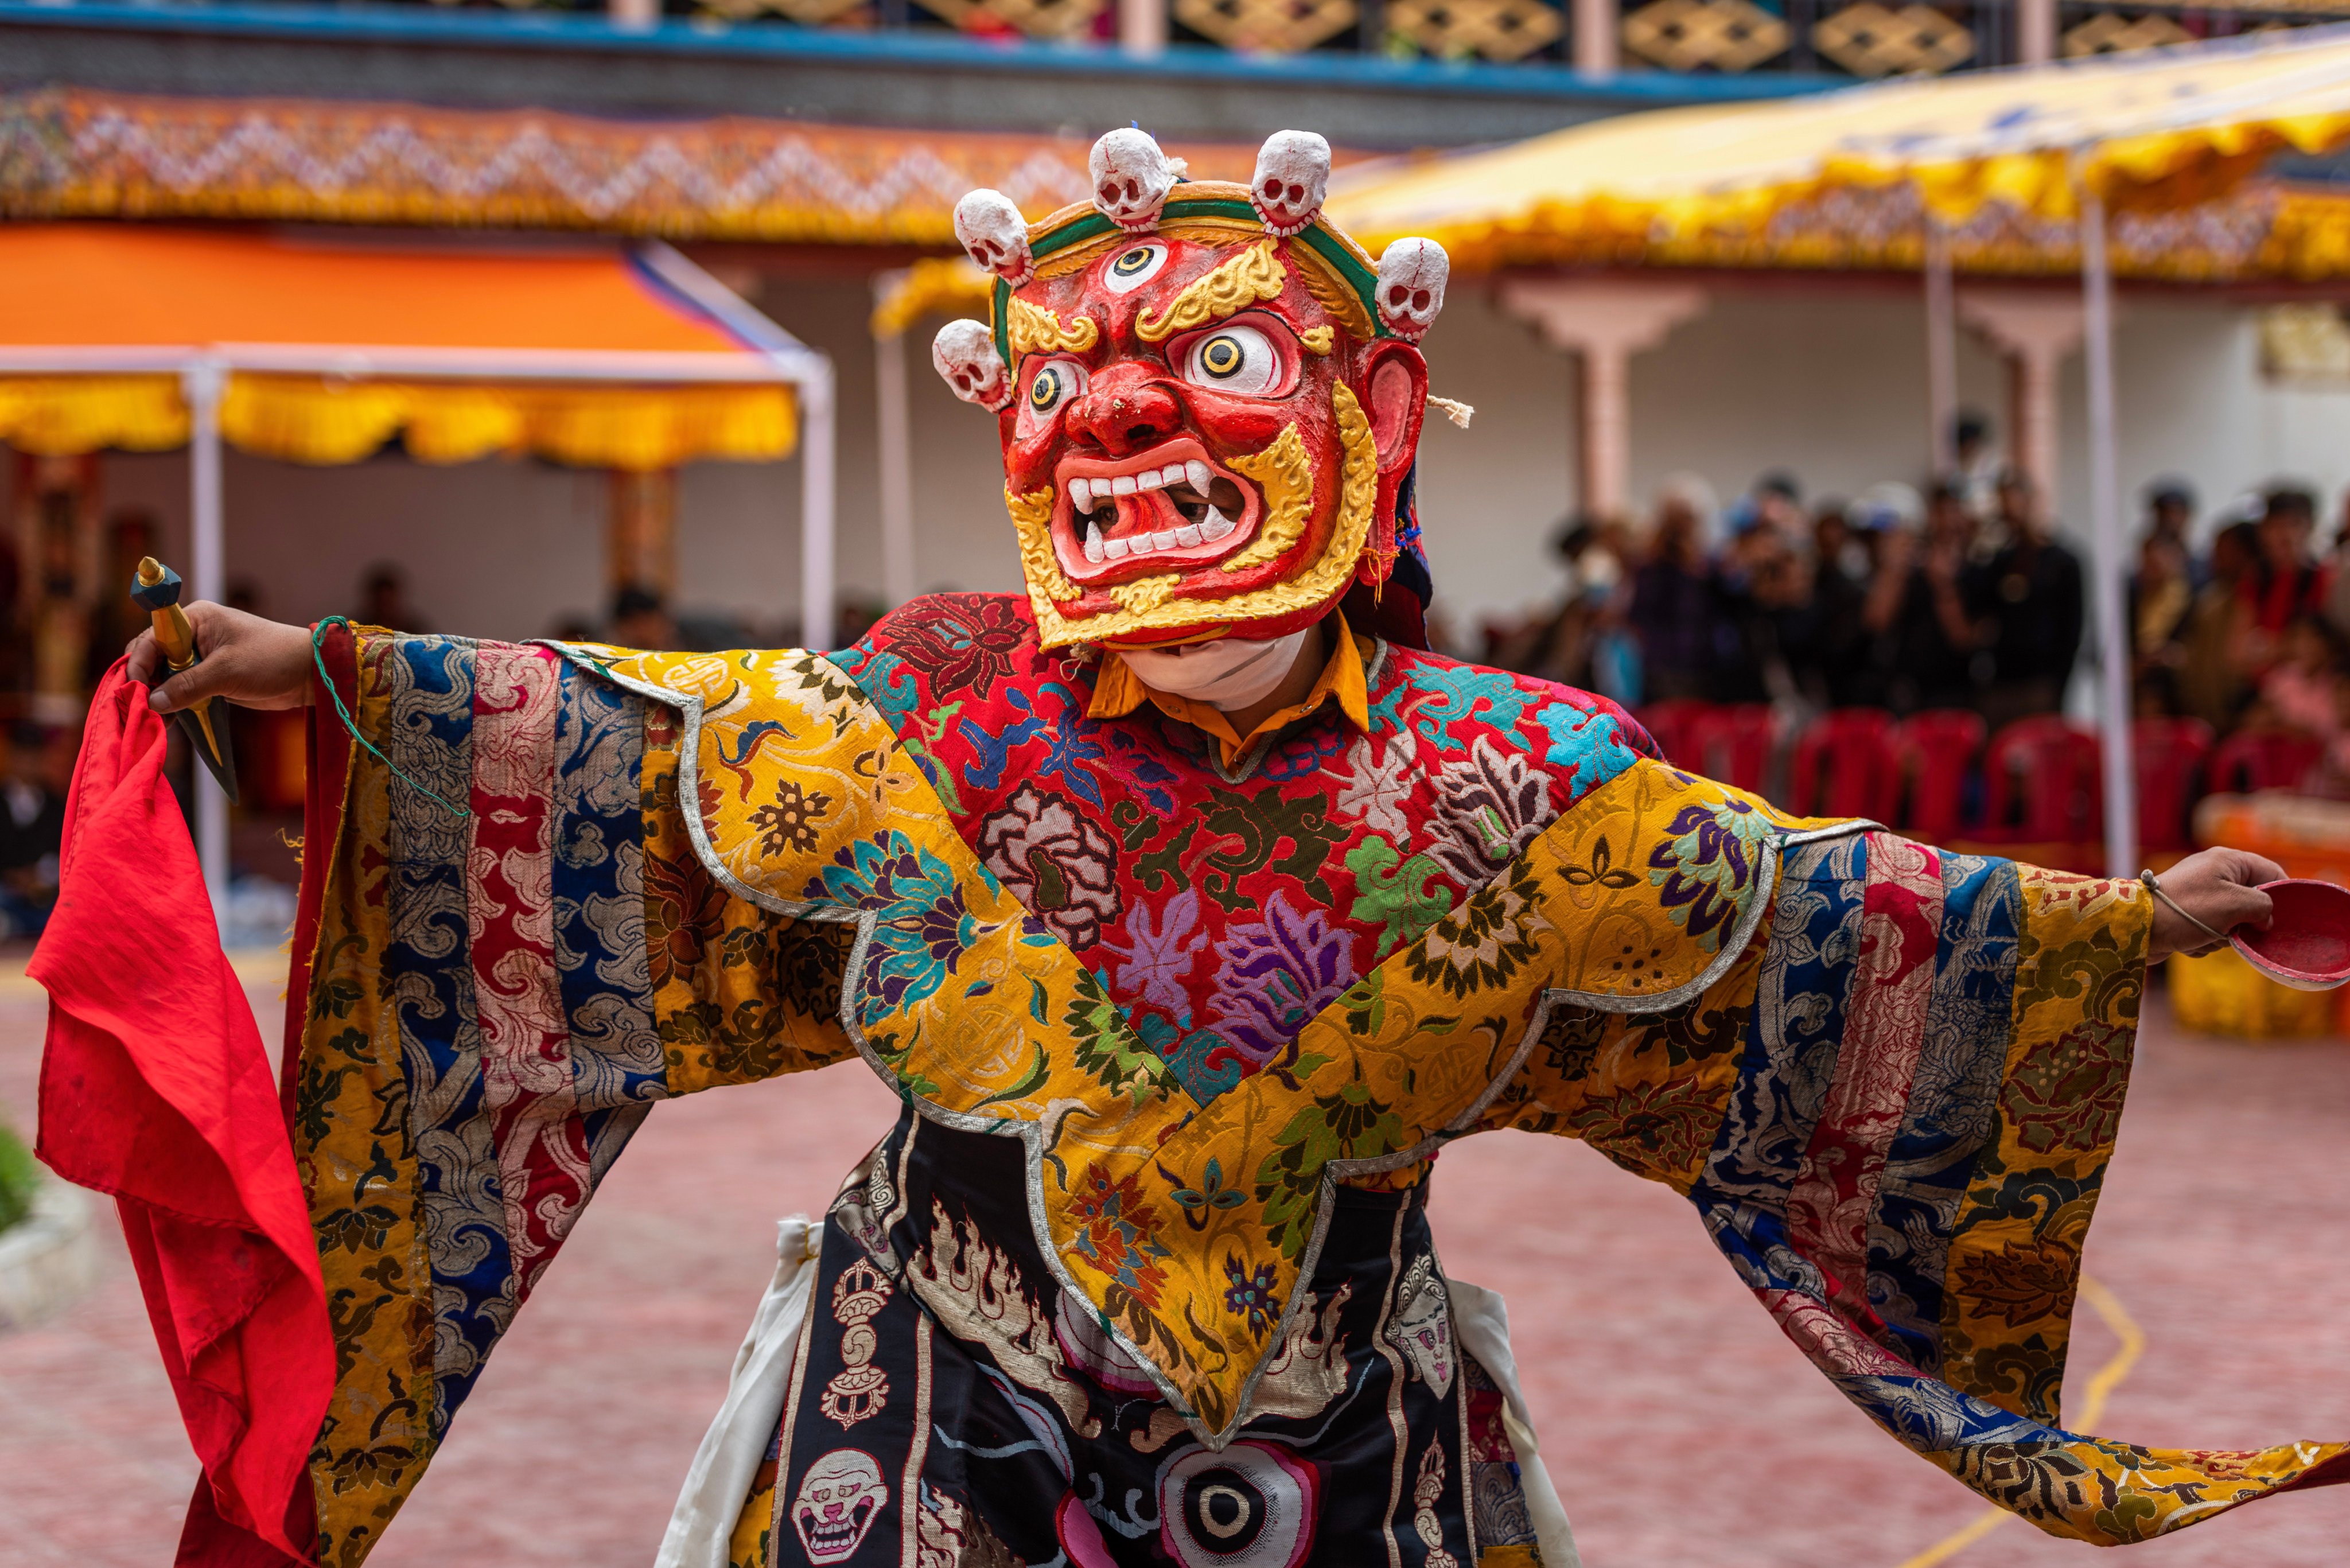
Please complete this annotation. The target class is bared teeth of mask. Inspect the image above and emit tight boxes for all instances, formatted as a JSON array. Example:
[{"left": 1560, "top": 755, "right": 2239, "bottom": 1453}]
[
  {"left": 1173, "top": 523, "right": 1203, "bottom": 547},
  {"left": 1201, "top": 505, "right": 1236, "bottom": 540},
  {"left": 1136, "top": 468, "right": 1166, "bottom": 492},
  {"left": 1104, "top": 536, "right": 1131, "bottom": 559},
  {"left": 1068, "top": 477, "right": 1092, "bottom": 513},
  {"left": 1185, "top": 460, "right": 1214, "bottom": 496},
  {"left": 1084, "top": 520, "right": 1106, "bottom": 563},
  {"left": 1161, "top": 463, "right": 1188, "bottom": 488},
  {"left": 1129, "top": 532, "right": 1155, "bottom": 555},
  {"left": 1149, "top": 530, "right": 1178, "bottom": 551},
  {"left": 1110, "top": 474, "right": 1137, "bottom": 497}
]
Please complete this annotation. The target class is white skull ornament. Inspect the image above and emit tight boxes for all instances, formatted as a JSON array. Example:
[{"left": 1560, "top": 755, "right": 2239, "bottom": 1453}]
[
  {"left": 952, "top": 186, "right": 1033, "bottom": 287},
  {"left": 1248, "top": 129, "right": 1330, "bottom": 237},
  {"left": 1090, "top": 127, "right": 1178, "bottom": 233},
  {"left": 1375, "top": 237, "right": 1449, "bottom": 341},
  {"left": 932, "top": 319, "right": 1011, "bottom": 412},
  {"left": 793, "top": 1449, "right": 887, "bottom": 1565}
]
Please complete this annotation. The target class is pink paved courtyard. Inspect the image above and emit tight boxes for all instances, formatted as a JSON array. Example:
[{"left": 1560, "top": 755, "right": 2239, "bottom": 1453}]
[{"left": 3, "top": 966, "right": 2348, "bottom": 1568}]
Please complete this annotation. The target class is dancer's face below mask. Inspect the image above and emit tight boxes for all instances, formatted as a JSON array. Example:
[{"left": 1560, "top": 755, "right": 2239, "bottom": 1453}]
[{"left": 1113, "top": 627, "right": 1312, "bottom": 713}]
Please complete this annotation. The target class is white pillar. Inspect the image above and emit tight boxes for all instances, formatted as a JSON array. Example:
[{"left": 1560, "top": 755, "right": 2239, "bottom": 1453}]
[
  {"left": 1956, "top": 291, "right": 2084, "bottom": 503},
  {"left": 2017, "top": 0, "right": 2057, "bottom": 64},
  {"left": 182, "top": 359, "right": 230, "bottom": 912},
  {"left": 799, "top": 360, "right": 838, "bottom": 651},
  {"left": 1497, "top": 278, "right": 1709, "bottom": 518},
  {"left": 1574, "top": 0, "right": 1618, "bottom": 77},
  {"left": 2080, "top": 188, "right": 2135, "bottom": 881},
  {"left": 872, "top": 281, "right": 917, "bottom": 609},
  {"left": 1923, "top": 222, "right": 1958, "bottom": 476},
  {"left": 1582, "top": 343, "right": 1632, "bottom": 519},
  {"left": 1119, "top": 0, "right": 1167, "bottom": 54}
]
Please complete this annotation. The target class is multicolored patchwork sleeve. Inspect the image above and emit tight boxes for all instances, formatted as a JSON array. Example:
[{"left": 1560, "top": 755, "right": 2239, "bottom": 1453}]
[
  {"left": 290, "top": 629, "right": 867, "bottom": 1567},
  {"left": 1488, "top": 827, "right": 2350, "bottom": 1544}
]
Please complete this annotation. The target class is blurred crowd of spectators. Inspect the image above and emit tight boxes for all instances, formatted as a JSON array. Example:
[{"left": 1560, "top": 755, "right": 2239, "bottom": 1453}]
[
  {"left": 1488, "top": 461, "right": 2084, "bottom": 730},
  {"left": 1484, "top": 419, "right": 2350, "bottom": 777},
  {"left": 2129, "top": 478, "right": 2350, "bottom": 791}
]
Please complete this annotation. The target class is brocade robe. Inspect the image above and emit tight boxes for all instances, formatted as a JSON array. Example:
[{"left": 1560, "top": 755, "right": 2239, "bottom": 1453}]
[{"left": 288, "top": 594, "right": 2348, "bottom": 1568}]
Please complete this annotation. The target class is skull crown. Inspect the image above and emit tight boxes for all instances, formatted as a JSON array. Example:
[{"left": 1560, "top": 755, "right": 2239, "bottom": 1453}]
[
  {"left": 1090, "top": 127, "right": 1179, "bottom": 232},
  {"left": 931, "top": 319, "right": 1011, "bottom": 411},
  {"left": 1249, "top": 129, "right": 1331, "bottom": 238},
  {"left": 1375, "top": 237, "right": 1450, "bottom": 341},
  {"left": 952, "top": 187, "right": 1033, "bottom": 287}
]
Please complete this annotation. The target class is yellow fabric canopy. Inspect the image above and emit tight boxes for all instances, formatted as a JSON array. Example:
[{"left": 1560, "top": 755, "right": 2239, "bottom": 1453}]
[
  {"left": 0, "top": 225, "right": 798, "bottom": 470},
  {"left": 0, "top": 376, "right": 188, "bottom": 456},
  {"left": 1327, "top": 27, "right": 2350, "bottom": 271},
  {"left": 869, "top": 257, "right": 995, "bottom": 338}
]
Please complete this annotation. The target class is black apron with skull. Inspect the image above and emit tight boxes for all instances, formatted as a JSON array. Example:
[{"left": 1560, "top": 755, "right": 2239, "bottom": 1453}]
[{"left": 748, "top": 1110, "right": 1547, "bottom": 1568}]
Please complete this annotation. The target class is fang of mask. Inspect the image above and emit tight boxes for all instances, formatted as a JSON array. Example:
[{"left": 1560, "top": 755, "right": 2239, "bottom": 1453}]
[
  {"left": 953, "top": 188, "right": 1034, "bottom": 287},
  {"left": 1090, "top": 127, "right": 1177, "bottom": 233},
  {"left": 932, "top": 319, "right": 1012, "bottom": 412},
  {"left": 1375, "top": 238, "right": 1449, "bottom": 341},
  {"left": 1249, "top": 130, "right": 1330, "bottom": 238}
]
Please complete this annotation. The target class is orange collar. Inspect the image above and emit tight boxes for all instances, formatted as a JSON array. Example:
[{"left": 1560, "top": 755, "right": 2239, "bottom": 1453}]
[{"left": 1090, "top": 614, "right": 1372, "bottom": 767}]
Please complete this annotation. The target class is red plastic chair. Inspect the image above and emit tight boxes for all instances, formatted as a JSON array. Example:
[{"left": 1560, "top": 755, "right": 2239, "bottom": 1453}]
[
  {"left": 1894, "top": 709, "right": 1986, "bottom": 842},
  {"left": 1634, "top": 699, "right": 1713, "bottom": 770},
  {"left": 1981, "top": 715, "right": 2103, "bottom": 845},
  {"left": 1688, "top": 703, "right": 1776, "bottom": 795},
  {"left": 2133, "top": 717, "right": 2215, "bottom": 854},
  {"left": 2207, "top": 729, "right": 2324, "bottom": 795},
  {"left": 1787, "top": 709, "right": 1901, "bottom": 823}
]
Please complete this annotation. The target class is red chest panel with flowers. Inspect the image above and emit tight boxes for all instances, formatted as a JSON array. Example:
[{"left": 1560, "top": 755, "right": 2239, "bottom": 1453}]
[{"left": 831, "top": 593, "right": 1656, "bottom": 1104}]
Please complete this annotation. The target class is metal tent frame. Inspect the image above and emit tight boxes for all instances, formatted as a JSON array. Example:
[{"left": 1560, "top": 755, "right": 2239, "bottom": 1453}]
[{"left": 0, "top": 239, "right": 835, "bottom": 906}]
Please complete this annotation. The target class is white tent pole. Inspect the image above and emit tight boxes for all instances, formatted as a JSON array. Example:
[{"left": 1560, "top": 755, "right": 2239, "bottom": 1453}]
[
  {"left": 872, "top": 275, "right": 916, "bottom": 609},
  {"left": 2080, "top": 184, "right": 2135, "bottom": 881},
  {"left": 184, "top": 357, "right": 231, "bottom": 912},
  {"left": 799, "top": 358, "right": 838, "bottom": 651},
  {"left": 1923, "top": 219, "right": 1958, "bottom": 477}
]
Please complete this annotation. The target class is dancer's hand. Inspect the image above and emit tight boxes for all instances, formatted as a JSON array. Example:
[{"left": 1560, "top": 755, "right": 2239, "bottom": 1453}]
[
  {"left": 2145, "top": 847, "right": 2283, "bottom": 962},
  {"left": 124, "top": 602, "right": 317, "bottom": 714}
]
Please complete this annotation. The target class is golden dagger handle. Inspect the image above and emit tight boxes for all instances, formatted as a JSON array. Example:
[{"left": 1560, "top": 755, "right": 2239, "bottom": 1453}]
[
  {"left": 135, "top": 557, "right": 201, "bottom": 672},
  {"left": 131, "top": 555, "right": 225, "bottom": 762}
]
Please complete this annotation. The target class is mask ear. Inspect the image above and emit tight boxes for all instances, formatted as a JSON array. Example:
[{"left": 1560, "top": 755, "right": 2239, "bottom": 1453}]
[{"left": 1362, "top": 342, "right": 1427, "bottom": 479}]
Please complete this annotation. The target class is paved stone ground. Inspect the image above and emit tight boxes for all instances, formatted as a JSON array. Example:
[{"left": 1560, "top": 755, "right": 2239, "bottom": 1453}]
[{"left": 3, "top": 965, "right": 2348, "bottom": 1568}]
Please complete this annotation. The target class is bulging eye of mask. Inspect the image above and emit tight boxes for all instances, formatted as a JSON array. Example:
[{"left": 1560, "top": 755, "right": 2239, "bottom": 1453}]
[{"left": 1117, "top": 628, "right": 1311, "bottom": 712}]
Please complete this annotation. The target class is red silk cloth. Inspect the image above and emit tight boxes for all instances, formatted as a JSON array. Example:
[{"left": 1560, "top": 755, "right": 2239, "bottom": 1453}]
[{"left": 33, "top": 663, "right": 332, "bottom": 1565}]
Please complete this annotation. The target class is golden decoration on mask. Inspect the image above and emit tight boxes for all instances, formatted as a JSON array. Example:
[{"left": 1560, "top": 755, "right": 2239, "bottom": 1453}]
[
  {"left": 1018, "top": 382, "right": 1379, "bottom": 648},
  {"left": 1219, "top": 422, "right": 1313, "bottom": 574},
  {"left": 1135, "top": 239, "right": 1287, "bottom": 345},
  {"left": 1007, "top": 297, "right": 1100, "bottom": 359},
  {"left": 1006, "top": 484, "right": 1085, "bottom": 602},
  {"left": 1299, "top": 326, "right": 1334, "bottom": 355},
  {"left": 1108, "top": 573, "right": 1183, "bottom": 617}
]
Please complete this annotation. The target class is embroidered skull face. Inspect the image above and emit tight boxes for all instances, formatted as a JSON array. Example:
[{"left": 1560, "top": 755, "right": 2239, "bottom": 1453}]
[
  {"left": 1383, "top": 1255, "right": 1454, "bottom": 1398},
  {"left": 793, "top": 1449, "right": 887, "bottom": 1565},
  {"left": 995, "top": 232, "right": 1427, "bottom": 649}
]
